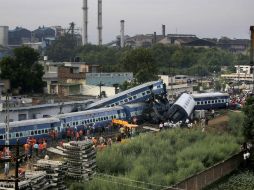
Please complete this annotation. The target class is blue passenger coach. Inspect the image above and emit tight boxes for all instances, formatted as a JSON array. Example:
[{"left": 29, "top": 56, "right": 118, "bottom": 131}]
[
  {"left": 85, "top": 80, "right": 166, "bottom": 110},
  {"left": 56, "top": 106, "right": 127, "bottom": 133},
  {"left": 0, "top": 118, "right": 60, "bottom": 145},
  {"left": 191, "top": 92, "right": 230, "bottom": 110}
]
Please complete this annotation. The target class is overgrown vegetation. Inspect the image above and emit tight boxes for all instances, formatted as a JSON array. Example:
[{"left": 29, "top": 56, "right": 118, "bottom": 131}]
[
  {"left": 70, "top": 123, "right": 243, "bottom": 190},
  {"left": 205, "top": 170, "right": 254, "bottom": 190},
  {"left": 46, "top": 37, "right": 249, "bottom": 77},
  {"left": 243, "top": 96, "right": 254, "bottom": 140}
]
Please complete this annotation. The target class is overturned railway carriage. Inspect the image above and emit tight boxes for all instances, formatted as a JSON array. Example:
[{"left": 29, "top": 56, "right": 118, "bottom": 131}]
[
  {"left": 191, "top": 92, "right": 230, "bottom": 110},
  {"left": 167, "top": 93, "right": 195, "bottom": 122},
  {"left": 85, "top": 80, "right": 166, "bottom": 110}
]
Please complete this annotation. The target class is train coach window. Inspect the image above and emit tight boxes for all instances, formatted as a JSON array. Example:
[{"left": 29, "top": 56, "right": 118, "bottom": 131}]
[
  {"left": 31, "top": 131, "right": 34, "bottom": 135},
  {"left": 38, "top": 130, "right": 41, "bottom": 135},
  {"left": 34, "top": 130, "right": 38, "bottom": 135},
  {"left": 146, "top": 90, "right": 151, "bottom": 94},
  {"left": 205, "top": 101, "right": 207, "bottom": 104},
  {"left": 0, "top": 135, "right": 3, "bottom": 140},
  {"left": 93, "top": 119, "right": 95, "bottom": 122},
  {"left": 197, "top": 102, "right": 200, "bottom": 105},
  {"left": 76, "top": 122, "right": 78, "bottom": 125},
  {"left": 45, "top": 129, "right": 48, "bottom": 133},
  {"left": 128, "top": 97, "right": 133, "bottom": 101},
  {"left": 42, "top": 130, "right": 45, "bottom": 134},
  {"left": 133, "top": 95, "right": 137, "bottom": 99},
  {"left": 16, "top": 133, "right": 19, "bottom": 138},
  {"left": 20, "top": 133, "right": 23, "bottom": 137},
  {"left": 124, "top": 99, "right": 128, "bottom": 103},
  {"left": 142, "top": 92, "right": 146, "bottom": 96}
]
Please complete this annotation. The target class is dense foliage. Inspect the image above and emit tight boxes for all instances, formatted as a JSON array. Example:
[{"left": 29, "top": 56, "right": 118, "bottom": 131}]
[
  {"left": 0, "top": 46, "right": 45, "bottom": 94},
  {"left": 46, "top": 41, "right": 249, "bottom": 77},
  {"left": 243, "top": 96, "right": 254, "bottom": 140},
  {"left": 45, "top": 34, "right": 79, "bottom": 62},
  {"left": 205, "top": 170, "right": 254, "bottom": 190},
  {"left": 70, "top": 127, "right": 241, "bottom": 190}
]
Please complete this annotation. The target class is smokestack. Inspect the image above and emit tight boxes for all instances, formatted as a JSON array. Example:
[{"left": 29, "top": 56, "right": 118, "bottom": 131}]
[
  {"left": 120, "top": 20, "right": 125, "bottom": 48},
  {"left": 82, "top": 0, "right": 88, "bottom": 45},
  {"left": 162, "top": 24, "right": 166, "bottom": 37},
  {"left": 153, "top": 32, "right": 157, "bottom": 44},
  {"left": 98, "top": 0, "right": 102, "bottom": 45}
]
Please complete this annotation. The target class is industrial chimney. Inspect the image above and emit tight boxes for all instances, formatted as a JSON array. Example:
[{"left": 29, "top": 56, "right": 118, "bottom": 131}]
[
  {"left": 0, "top": 26, "right": 8, "bottom": 47},
  {"left": 120, "top": 20, "right": 125, "bottom": 48},
  {"left": 153, "top": 32, "right": 157, "bottom": 44},
  {"left": 162, "top": 24, "right": 166, "bottom": 37},
  {"left": 98, "top": 0, "right": 102, "bottom": 45},
  {"left": 82, "top": 0, "right": 88, "bottom": 45}
]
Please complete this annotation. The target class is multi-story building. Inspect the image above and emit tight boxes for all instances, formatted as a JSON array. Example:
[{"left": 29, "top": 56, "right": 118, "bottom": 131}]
[{"left": 221, "top": 65, "right": 253, "bottom": 81}]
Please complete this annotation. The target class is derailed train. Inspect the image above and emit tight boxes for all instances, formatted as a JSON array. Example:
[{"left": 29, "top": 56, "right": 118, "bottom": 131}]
[
  {"left": 0, "top": 77, "right": 230, "bottom": 145},
  {"left": 0, "top": 103, "right": 149, "bottom": 145},
  {"left": 0, "top": 80, "right": 166, "bottom": 145}
]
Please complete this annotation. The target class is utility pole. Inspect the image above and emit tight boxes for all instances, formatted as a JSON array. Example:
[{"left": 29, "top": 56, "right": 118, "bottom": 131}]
[{"left": 5, "top": 92, "right": 10, "bottom": 174}]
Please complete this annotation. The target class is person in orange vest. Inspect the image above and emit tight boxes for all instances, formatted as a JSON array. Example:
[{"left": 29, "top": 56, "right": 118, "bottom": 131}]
[
  {"left": 67, "top": 128, "right": 71, "bottom": 142},
  {"left": 43, "top": 140, "right": 47, "bottom": 156},
  {"left": 24, "top": 143, "right": 29, "bottom": 157},
  {"left": 92, "top": 137, "right": 97, "bottom": 146},
  {"left": 76, "top": 131, "right": 80, "bottom": 141},
  {"left": 79, "top": 129, "right": 83, "bottom": 140},
  {"left": 38, "top": 143, "right": 44, "bottom": 157}
]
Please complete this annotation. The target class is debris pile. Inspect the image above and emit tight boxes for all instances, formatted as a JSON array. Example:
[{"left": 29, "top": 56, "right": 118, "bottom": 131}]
[
  {"left": 33, "top": 159, "right": 67, "bottom": 190},
  {"left": 63, "top": 141, "right": 96, "bottom": 180},
  {"left": 0, "top": 170, "right": 48, "bottom": 190}
]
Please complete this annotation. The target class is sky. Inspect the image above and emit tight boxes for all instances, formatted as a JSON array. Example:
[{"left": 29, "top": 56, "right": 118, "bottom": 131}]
[{"left": 0, "top": 0, "right": 253, "bottom": 44}]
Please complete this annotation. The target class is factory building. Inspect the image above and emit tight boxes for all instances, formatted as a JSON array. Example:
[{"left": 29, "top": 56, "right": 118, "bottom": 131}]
[{"left": 85, "top": 72, "right": 133, "bottom": 87}]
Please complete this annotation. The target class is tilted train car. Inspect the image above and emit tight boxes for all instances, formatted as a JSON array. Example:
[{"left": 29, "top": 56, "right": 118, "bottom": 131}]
[
  {"left": 166, "top": 93, "right": 196, "bottom": 122},
  {"left": 85, "top": 80, "right": 166, "bottom": 110},
  {"left": 191, "top": 92, "right": 230, "bottom": 110}
]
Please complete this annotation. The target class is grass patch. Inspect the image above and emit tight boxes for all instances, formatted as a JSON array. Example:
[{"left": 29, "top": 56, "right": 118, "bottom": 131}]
[
  {"left": 69, "top": 126, "right": 242, "bottom": 190},
  {"left": 205, "top": 170, "right": 254, "bottom": 190}
]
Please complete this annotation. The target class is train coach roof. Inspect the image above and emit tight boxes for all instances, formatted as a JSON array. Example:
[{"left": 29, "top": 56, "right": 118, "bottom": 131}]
[
  {"left": 0, "top": 117, "right": 60, "bottom": 128},
  {"left": 56, "top": 106, "right": 123, "bottom": 119},
  {"left": 191, "top": 92, "right": 229, "bottom": 98},
  {"left": 122, "top": 103, "right": 146, "bottom": 108},
  {"left": 85, "top": 80, "right": 161, "bottom": 109}
]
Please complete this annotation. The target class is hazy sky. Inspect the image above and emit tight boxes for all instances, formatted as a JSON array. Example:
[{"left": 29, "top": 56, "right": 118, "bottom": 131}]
[{"left": 1, "top": 0, "right": 253, "bottom": 43}]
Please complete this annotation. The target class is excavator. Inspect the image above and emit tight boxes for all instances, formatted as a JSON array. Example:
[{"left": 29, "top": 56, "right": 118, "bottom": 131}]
[{"left": 111, "top": 119, "right": 139, "bottom": 140}]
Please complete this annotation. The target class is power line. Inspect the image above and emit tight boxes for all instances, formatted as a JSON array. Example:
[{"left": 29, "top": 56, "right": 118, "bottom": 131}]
[
  {"left": 97, "top": 172, "right": 169, "bottom": 188},
  {"left": 94, "top": 176, "right": 153, "bottom": 190}
]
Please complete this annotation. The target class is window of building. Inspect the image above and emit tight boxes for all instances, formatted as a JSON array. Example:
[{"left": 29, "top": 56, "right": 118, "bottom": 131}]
[{"left": 18, "top": 114, "right": 27, "bottom": 121}]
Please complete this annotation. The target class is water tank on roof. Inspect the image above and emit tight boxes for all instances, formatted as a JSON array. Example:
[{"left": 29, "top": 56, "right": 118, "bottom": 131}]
[{"left": 0, "top": 26, "right": 8, "bottom": 47}]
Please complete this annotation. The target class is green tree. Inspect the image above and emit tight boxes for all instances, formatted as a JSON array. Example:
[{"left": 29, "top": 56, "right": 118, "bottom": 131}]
[
  {"left": 243, "top": 96, "right": 254, "bottom": 140},
  {"left": 0, "top": 46, "right": 45, "bottom": 94},
  {"left": 120, "top": 48, "right": 158, "bottom": 83},
  {"left": 46, "top": 34, "right": 78, "bottom": 61}
]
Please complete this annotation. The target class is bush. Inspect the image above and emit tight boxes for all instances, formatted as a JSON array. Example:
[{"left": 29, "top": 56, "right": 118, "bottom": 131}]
[{"left": 80, "top": 128, "right": 240, "bottom": 190}]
